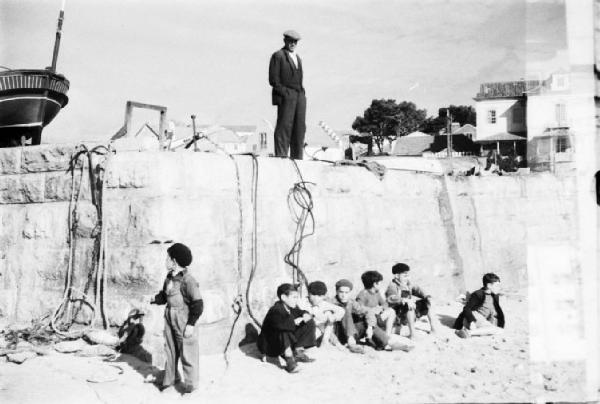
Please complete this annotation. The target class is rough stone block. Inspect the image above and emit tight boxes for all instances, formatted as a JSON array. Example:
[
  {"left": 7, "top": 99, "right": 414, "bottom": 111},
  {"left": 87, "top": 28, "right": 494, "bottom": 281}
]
[
  {"left": 0, "top": 174, "right": 45, "bottom": 204},
  {"left": 21, "top": 144, "right": 77, "bottom": 173},
  {"left": 22, "top": 203, "right": 69, "bottom": 241},
  {"left": 0, "top": 147, "right": 21, "bottom": 175},
  {"left": 45, "top": 171, "right": 92, "bottom": 202}
]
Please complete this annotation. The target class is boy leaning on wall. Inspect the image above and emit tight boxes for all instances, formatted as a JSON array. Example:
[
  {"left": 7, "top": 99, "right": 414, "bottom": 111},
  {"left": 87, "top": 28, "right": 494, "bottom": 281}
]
[
  {"left": 150, "top": 243, "right": 204, "bottom": 394},
  {"left": 355, "top": 270, "right": 396, "bottom": 349},
  {"left": 453, "top": 273, "right": 505, "bottom": 338},
  {"left": 257, "top": 283, "right": 316, "bottom": 373}
]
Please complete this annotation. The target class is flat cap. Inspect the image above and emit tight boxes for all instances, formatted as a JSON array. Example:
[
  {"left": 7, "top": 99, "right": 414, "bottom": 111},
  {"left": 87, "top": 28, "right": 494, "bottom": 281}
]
[{"left": 283, "top": 30, "right": 301, "bottom": 41}]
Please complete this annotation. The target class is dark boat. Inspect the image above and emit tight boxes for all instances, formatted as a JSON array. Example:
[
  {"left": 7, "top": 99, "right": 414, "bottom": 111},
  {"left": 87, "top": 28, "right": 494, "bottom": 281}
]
[{"left": 0, "top": 5, "right": 69, "bottom": 147}]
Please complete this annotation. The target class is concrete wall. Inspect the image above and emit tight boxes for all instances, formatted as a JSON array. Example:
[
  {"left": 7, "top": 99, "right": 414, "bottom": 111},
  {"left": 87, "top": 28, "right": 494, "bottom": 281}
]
[{"left": 0, "top": 144, "right": 578, "bottom": 355}]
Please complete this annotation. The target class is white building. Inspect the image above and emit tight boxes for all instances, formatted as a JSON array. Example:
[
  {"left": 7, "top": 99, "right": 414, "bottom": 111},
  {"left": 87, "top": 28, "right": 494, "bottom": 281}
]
[
  {"left": 473, "top": 81, "right": 532, "bottom": 158},
  {"left": 525, "top": 71, "right": 575, "bottom": 171}
]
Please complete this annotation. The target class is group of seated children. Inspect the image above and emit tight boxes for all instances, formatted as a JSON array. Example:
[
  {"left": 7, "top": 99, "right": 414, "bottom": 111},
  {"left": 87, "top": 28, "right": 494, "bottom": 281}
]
[
  {"left": 257, "top": 262, "right": 506, "bottom": 373},
  {"left": 257, "top": 263, "right": 506, "bottom": 373}
]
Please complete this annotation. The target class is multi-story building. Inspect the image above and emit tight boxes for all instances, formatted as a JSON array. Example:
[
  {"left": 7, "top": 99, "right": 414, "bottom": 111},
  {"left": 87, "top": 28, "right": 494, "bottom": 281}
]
[
  {"left": 473, "top": 80, "right": 535, "bottom": 158},
  {"left": 473, "top": 73, "right": 578, "bottom": 171}
]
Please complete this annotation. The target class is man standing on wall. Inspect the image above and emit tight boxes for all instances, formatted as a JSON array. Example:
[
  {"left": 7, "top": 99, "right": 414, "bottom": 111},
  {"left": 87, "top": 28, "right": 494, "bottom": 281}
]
[{"left": 269, "top": 30, "right": 306, "bottom": 160}]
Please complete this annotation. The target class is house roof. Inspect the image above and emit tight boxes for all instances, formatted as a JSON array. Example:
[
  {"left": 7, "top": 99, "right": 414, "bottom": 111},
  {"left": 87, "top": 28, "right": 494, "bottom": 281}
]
[
  {"left": 474, "top": 80, "right": 541, "bottom": 100},
  {"left": 475, "top": 132, "right": 527, "bottom": 143},
  {"left": 392, "top": 135, "right": 434, "bottom": 156},
  {"left": 453, "top": 124, "right": 477, "bottom": 135},
  {"left": 425, "top": 134, "right": 480, "bottom": 154},
  {"left": 405, "top": 131, "right": 429, "bottom": 138}
]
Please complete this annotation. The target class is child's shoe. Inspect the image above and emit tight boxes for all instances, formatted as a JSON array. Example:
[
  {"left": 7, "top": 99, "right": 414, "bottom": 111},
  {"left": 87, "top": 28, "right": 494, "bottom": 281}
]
[
  {"left": 455, "top": 328, "right": 471, "bottom": 339},
  {"left": 347, "top": 344, "right": 364, "bottom": 354},
  {"left": 294, "top": 350, "right": 315, "bottom": 363},
  {"left": 284, "top": 356, "right": 299, "bottom": 373}
]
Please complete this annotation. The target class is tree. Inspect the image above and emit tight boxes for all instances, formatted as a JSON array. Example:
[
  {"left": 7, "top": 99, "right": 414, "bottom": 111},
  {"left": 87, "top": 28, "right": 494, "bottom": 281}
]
[
  {"left": 352, "top": 99, "right": 427, "bottom": 154},
  {"left": 421, "top": 105, "right": 476, "bottom": 135}
]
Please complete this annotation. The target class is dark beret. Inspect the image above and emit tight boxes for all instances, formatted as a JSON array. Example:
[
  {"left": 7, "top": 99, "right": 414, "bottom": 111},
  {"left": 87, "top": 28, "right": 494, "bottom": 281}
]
[
  {"left": 307, "top": 281, "right": 327, "bottom": 296},
  {"left": 392, "top": 263, "right": 410, "bottom": 274},
  {"left": 167, "top": 243, "right": 193, "bottom": 267},
  {"left": 335, "top": 279, "right": 353, "bottom": 291}
]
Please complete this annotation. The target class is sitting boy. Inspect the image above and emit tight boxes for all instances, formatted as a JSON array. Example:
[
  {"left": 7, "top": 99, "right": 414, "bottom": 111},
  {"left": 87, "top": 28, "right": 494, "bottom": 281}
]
[
  {"left": 329, "top": 279, "right": 366, "bottom": 354},
  {"left": 116, "top": 308, "right": 152, "bottom": 363},
  {"left": 257, "top": 283, "right": 316, "bottom": 373},
  {"left": 385, "top": 263, "right": 437, "bottom": 339},
  {"left": 454, "top": 273, "right": 505, "bottom": 338},
  {"left": 355, "top": 270, "right": 396, "bottom": 349},
  {"left": 304, "top": 281, "right": 346, "bottom": 347}
]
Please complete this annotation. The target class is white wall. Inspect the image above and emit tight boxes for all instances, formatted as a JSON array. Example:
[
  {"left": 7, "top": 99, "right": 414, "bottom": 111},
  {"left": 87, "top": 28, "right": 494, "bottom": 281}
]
[{"left": 475, "top": 98, "right": 526, "bottom": 141}]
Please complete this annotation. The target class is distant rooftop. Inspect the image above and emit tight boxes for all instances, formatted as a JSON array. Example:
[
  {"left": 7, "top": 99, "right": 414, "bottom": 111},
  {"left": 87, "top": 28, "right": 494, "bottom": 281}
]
[{"left": 474, "top": 80, "right": 541, "bottom": 100}]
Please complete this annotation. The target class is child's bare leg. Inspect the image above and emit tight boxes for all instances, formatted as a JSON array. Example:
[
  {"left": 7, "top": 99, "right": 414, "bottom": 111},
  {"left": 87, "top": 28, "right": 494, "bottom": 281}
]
[
  {"left": 426, "top": 311, "right": 438, "bottom": 333},
  {"left": 406, "top": 309, "right": 416, "bottom": 339},
  {"left": 381, "top": 308, "right": 396, "bottom": 336},
  {"left": 321, "top": 321, "right": 334, "bottom": 347}
]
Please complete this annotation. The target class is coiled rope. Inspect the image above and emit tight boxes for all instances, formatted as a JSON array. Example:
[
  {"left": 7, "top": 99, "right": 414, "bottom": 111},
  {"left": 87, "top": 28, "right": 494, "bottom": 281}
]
[{"left": 284, "top": 159, "right": 315, "bottom": 294}]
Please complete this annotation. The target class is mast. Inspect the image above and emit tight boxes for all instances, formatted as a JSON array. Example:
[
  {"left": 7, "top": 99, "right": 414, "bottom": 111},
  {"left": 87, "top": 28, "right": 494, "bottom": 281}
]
[{"left": 50, "top": 0, "right": 66, "bottom": 73}]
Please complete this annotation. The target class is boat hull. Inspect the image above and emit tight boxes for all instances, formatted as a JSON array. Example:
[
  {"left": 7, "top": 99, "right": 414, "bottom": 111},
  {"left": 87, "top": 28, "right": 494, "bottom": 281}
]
[{"left": 0, "top": 69, "right": 69, "bottom": 146}]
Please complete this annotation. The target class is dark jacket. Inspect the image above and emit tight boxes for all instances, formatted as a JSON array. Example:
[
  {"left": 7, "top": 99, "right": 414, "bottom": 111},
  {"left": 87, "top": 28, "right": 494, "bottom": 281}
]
[
  {"left": 268, "top": 48, "right": 304, "bottom": 106},
  {"left": 453, "top": 288, "right": 505, "bottom": 329},
  {"left": 257, "top": 301, "right": 307, "bottom": 356}
]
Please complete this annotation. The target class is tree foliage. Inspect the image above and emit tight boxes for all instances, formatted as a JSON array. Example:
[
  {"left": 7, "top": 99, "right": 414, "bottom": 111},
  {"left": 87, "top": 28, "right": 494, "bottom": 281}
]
[
  {"left": 421, "top": 105, "right": 476, "bottom": 135},
  {"left": 352, "top": 99, "right": 427, "bottom": 154}
]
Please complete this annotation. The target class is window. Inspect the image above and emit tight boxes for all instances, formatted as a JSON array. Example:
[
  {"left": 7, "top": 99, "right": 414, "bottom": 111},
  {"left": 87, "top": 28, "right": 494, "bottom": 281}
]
[
  {"left": 556, "top": 136, "right": 569, "bottom": 153},
  {"left": 487, "top": 110, "right": 496, "bottom": 124},
  {"left": 555, "top": 103, "right": 567, "bottom": 125}
]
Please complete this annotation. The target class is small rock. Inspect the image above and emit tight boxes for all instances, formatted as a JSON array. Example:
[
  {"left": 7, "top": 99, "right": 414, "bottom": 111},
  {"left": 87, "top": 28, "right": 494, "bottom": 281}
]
[
  {"left": 492, "top": 345, "right": 500, "bottom": 350},
  {"left": 7, "top": 351, "right": 37, "bottom": 364},
  {"left": 32, "top": 346, "right": 54, "bottom": 356},
  {"left": 544, "top": 383, "right": 557, "bottom": 392},
  {"left": 16, "top": 341, "right": 33, "bottom": 350},
  {"left": 54, "top": 339, "right": 86, "bottom": 353},
  {"left": 470, "top": 367, "right": 477, "bottom": 373},
  {"left": 78, "top": 344, "right": 117, "bottom": 357}
]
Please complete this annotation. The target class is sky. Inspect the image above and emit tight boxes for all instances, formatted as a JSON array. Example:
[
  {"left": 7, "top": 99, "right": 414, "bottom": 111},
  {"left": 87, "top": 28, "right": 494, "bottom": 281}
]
[{"left": 0, "top": 0, "right": 568, "bottom": 143}]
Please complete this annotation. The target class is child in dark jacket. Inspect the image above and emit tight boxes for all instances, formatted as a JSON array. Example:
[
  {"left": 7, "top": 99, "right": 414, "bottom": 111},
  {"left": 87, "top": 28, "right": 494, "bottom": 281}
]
[
  {"left": 257, "top": 283, "right": 316, "bottom": 373},
  {"left": 454, "top": 273, "right": 505, "bottom": 338},
  {"left": 116, "top": 308, "right": 152, "bottom": 363}
]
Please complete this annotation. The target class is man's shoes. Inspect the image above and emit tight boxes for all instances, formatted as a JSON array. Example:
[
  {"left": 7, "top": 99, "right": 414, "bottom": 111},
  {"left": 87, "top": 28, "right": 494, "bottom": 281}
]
[
  {"left": 348, "top": 344, "right": 364, "bottom": 354},
  {"left": 158, "top": 384, "right": 173, "bottom": 392},
  {"left": 294, "top": 350, "right": 315, "bottom": 363},
  {"left": 181, "top": 384, "right": 196, "bottom": 394},
  {"left": 455, "top": 328, "right": 471, "bottom": 339},
  {"left": 284, "top": 356, "right": 299, "bottom": 373}
]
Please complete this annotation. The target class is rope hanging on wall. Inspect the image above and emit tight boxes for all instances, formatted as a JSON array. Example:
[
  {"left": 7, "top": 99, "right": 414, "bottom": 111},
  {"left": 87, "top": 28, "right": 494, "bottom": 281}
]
[
  {"left": 284, "top": 159, "right": 315, "bottom": 295},
  {"left": 51, "top": 143, "right": 112, "bottom": 338}
]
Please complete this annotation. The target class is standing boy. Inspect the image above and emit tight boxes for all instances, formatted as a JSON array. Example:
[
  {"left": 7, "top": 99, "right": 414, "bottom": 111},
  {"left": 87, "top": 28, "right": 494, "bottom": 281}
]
[
  {"left": 150, "top": 243, "right": 203, "bottom": 394},
  {"left": 385, "top": 263, "right": 437, "bottom": 339},
  {"left": 454, "top": 273, "right": 505, "bottom": 338},
  {"left": 257, "top": 283, "right": 316, "bottom": 373}
]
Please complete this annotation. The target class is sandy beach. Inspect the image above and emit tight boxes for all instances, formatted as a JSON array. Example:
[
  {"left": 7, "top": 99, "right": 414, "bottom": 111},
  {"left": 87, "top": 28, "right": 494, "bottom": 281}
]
[{"left": 0, "top": 291, "right": 593, "bottom": 404}]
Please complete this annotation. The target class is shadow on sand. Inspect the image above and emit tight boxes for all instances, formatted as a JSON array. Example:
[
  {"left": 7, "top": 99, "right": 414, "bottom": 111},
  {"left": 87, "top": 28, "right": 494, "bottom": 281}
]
[
  {"left": 237, "top": 322, "right": 283, "bottom": 370},
  {"left": 437, "top": 314, "right": 458, "bottom": 329}
]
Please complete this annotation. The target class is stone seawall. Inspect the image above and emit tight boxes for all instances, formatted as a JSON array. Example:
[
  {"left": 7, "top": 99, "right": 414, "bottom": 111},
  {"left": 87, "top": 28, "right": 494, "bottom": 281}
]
[{"left": 0, "top": 144, "right": 577, "bottom": 355}]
